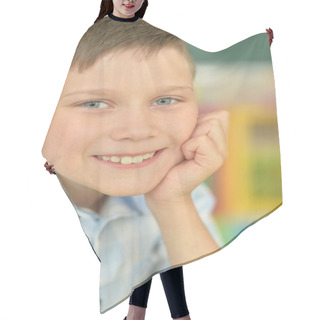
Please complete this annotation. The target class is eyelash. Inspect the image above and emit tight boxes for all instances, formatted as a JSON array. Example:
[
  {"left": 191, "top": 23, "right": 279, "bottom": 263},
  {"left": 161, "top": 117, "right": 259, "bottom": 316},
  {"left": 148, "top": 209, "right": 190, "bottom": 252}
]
[
  {"left": 152, "top": 97, "right": 178, "bottom": 106},
  {"left": 82, "top": 101, "right": 109, "bottom": 109},
  {"left": 80, "top": 97, "right": 180, "bottom": 109}
]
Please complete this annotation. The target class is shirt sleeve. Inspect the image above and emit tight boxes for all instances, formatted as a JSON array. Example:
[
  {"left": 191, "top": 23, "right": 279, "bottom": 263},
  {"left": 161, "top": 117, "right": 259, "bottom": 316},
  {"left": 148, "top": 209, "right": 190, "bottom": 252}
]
[{"left": 191, "top": 183, "right": 224, "bottom": 246}]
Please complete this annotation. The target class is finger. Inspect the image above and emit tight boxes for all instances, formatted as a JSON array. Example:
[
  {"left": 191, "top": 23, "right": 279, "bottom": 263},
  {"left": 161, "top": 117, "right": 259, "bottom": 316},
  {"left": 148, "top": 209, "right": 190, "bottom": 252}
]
[
  {"left": 196, "top": 110, "right": 229, "bottom": 136},
  {"left": 191, "top": 117, "right": 228, "bottom": 159},
  {"left": 181, "top": 134, "right": 225, "bottom": 175},
  {"left": 196, "top": 110, "right": 228, "bottom": 125}
]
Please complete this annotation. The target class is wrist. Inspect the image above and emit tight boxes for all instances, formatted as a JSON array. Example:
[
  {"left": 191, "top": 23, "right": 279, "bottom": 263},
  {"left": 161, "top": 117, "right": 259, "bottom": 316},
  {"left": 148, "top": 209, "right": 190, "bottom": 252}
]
[{"left": 145, "top": 194, "right": 193, "bottom": 216}]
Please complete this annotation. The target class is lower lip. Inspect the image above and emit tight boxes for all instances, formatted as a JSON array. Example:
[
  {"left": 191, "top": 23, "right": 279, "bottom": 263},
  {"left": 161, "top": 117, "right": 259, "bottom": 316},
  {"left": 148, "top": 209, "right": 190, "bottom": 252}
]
[{"left": 93, "top": 149, "right": 164, "bottom": 169}]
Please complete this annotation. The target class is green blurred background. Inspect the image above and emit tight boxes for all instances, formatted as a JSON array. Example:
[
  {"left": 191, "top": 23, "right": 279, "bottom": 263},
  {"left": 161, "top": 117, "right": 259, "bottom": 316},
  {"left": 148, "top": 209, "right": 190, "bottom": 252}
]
[{"left": 188, "top": 33, "right": 282, "bottom": 243}]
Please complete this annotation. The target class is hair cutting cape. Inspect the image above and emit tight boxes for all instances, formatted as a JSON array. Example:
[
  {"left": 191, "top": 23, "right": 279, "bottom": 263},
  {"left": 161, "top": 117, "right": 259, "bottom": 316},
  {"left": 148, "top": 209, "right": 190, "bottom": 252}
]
[{"left": 42, "top": 15, "right": 282, "bottom": 313}]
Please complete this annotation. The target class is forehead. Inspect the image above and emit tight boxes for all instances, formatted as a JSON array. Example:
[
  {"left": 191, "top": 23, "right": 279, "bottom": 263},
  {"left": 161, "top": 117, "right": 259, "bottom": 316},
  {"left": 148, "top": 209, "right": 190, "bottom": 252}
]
[{"left": 64, "top": 47, "right": 194, "bottom": 94}]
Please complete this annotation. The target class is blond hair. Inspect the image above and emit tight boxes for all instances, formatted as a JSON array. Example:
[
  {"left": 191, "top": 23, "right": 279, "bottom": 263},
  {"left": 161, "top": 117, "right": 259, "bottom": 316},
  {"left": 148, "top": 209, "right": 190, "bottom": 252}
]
[{"left": 71, "top": 17, "right": 195, "bottom": 77}]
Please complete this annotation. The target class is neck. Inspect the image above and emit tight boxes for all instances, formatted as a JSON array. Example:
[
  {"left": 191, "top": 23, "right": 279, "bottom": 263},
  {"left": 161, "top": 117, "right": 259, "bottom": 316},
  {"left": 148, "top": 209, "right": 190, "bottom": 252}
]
[{"left": 108, "top": 12, "right": 139, "bottom": 22}]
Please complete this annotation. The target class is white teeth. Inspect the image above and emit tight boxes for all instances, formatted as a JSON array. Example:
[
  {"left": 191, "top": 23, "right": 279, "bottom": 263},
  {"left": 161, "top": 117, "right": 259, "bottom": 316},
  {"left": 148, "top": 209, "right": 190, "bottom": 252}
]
[
  {"left": 133, "top": 155, "right": 144, "bottom": 163},
  {"left": 121, "top": 156, "right": 133, "bottom": 165},
  {"left": 98, "top": 152, "right": 156, "bottom": 165},
  {"left": 110, "top": 156, "right": 120, "bottom": 163}
]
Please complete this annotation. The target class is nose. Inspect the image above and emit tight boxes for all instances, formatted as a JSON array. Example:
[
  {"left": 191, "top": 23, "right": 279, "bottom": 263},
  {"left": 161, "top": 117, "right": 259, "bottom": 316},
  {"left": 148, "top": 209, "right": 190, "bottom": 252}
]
[{"left": 110, "top": 109, "right": 159, "bottom": 141}]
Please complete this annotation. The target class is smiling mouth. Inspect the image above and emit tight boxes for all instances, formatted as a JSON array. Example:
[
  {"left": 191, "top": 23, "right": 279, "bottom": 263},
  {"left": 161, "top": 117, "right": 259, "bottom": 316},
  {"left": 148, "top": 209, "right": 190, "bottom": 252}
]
[
  {"left": 96, "top": 151, "right": 157, "bottom": 165},
  {"left": 123, "top": 4, "right": 134, "bottom": 9}
]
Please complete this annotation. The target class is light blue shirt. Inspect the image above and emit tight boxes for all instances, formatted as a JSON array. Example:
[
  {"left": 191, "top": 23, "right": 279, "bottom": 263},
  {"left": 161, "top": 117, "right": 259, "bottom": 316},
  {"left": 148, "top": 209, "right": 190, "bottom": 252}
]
[{"left": 76, "top": 183, "right": 222, "bottom": 313}]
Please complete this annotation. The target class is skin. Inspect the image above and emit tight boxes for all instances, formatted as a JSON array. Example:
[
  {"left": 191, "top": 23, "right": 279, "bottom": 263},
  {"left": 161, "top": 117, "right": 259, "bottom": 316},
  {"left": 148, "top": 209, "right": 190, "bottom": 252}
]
[
  {"left": 42, "top": 43, "right": 229, "bottom": 258},
  {"left": 112, "top": 0, "right": 145, "bottom": 18},
  {"left": 42, "top": 47, "right": 199, "bottom": 201},
  {"left": 42, "top": 45, "right": 229, "bottom": 320},
  {"left": 42, "top": 45, "right": 229, "bottom": 245}
]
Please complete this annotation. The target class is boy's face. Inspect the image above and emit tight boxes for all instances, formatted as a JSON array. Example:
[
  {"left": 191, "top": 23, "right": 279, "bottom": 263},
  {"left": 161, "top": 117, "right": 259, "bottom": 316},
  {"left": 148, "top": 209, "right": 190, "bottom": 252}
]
[{"left": 42, "top": 47, "right": 198, "bottom": 196}]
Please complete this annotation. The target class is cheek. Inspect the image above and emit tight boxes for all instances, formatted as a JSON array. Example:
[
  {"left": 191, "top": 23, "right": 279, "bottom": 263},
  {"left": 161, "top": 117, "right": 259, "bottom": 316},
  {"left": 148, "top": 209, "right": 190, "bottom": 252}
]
[
  {"left": 113, "top": 0, "right": 121, "bottom": 8},
  {"left": 137, "top": 0, "right": 144, "bottom": 8},
  {"left": 43, "top": 111, "right": 95, "bottom": 164},
  {"left": 170, "top": 108, "right": 198, "bottom": 145}
]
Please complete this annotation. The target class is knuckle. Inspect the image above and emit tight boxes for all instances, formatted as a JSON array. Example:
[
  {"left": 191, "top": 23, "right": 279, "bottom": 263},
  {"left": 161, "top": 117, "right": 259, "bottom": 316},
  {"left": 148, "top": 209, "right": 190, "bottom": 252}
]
[
  {"left": 199, "top": 134, "right": 211, "bottom": 144},
  {"left": 208, "top": 118, "right": 220, "bottom": 126}
]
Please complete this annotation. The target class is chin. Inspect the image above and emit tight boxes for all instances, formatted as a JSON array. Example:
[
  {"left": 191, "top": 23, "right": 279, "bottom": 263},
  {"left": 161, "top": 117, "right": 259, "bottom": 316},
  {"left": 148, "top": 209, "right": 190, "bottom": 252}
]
[
  {"left": 99, "top": 181, "right": 158, "bottom": 197},
  {"left": 102, "top": 188, "right": 148, "bottom": 197}
]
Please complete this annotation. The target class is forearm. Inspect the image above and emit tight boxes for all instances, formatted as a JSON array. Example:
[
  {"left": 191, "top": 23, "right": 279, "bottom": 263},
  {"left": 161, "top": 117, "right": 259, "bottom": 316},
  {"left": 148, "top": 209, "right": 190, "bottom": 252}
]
[{"left": 148, "top": 197, "right": 219, "bottom": 266}]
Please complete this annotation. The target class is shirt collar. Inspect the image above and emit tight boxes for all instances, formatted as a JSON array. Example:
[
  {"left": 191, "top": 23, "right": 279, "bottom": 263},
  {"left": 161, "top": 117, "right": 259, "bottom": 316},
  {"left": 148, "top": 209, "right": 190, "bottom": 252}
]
[{"left": 108, "top": 12, "right": 139, "bottom": 22}]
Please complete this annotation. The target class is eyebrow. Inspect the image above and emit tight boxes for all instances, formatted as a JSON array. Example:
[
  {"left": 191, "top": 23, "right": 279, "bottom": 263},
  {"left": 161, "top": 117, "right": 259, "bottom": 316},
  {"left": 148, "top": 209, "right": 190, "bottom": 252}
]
[{"left": 61, "top": 86, "right": 194, "bottom": 99}]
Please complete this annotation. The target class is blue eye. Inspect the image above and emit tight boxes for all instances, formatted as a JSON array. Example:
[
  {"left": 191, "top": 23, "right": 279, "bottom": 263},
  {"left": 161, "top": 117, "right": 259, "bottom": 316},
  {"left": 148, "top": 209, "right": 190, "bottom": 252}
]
[
  {"left": 153, "top": 98, "right": 176, "bottom": 106},
  {"left": 82, "top": 101, "right": 108, "bottom": 109}
]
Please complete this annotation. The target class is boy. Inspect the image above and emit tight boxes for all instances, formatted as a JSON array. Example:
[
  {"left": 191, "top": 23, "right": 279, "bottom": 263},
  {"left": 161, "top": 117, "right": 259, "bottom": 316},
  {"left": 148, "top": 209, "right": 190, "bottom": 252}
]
[{"left": 42, "top": 17, "right": 229, "bottom": 311}]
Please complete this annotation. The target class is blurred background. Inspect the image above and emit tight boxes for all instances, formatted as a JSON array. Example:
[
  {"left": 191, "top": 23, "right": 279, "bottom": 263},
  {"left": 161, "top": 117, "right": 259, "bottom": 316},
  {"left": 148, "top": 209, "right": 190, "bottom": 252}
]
[{"left": 189, "top": 35, "right": 282, "bottom": 243}]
